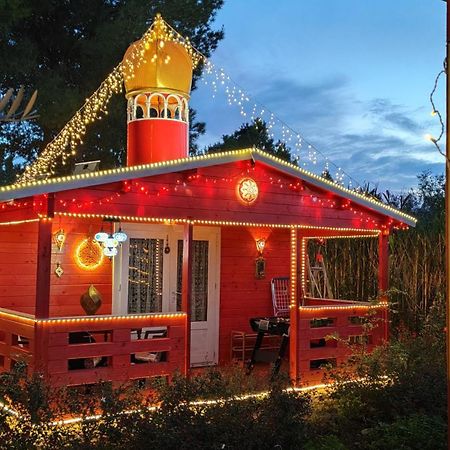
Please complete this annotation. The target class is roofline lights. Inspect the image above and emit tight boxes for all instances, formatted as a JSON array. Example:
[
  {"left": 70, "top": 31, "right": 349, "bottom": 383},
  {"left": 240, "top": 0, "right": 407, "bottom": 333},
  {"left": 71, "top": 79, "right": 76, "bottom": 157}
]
[
  {"left": 0, "top": 149, "right": 416, "bottom": 224},
  {"left": 46, "top": 212, "right": 381, "bottom": 236}
]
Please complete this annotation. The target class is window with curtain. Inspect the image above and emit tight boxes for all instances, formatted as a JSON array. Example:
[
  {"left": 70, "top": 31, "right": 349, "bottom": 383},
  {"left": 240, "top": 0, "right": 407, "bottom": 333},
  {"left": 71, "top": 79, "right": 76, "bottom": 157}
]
[{"left": 128, "top": 238, "right": 164, "bottom": 313}]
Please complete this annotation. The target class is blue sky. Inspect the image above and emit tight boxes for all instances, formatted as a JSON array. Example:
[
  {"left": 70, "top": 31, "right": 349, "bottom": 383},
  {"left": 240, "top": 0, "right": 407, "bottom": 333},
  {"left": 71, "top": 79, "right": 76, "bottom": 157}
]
[{"left": 191, "top": 0, "right": 446, "bottom": 191}]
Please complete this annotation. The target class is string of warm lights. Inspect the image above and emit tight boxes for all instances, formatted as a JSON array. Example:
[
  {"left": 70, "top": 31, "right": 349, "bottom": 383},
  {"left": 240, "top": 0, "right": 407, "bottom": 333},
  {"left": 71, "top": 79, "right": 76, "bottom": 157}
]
[
  {"left": 426, "top": 60, "right": 446, "bottom": 159},
  {"left": 49, "top": 211, "right": 382, "bottom": 236},
  {"left": 299, "top": 302, "right": 388, "bottom": 311},
  {"left": 0, "top": 218, "right": 40, "bottom": 226},
  {"left": 17, "top": 14, "right": 201, "bottom": 183},
  {"left": 199, "top": 60, "right": 355, "bottom": 187},
  {"left": 40, "top": 311, "right": 186, "bottom": 324},
  {"left": 4, "top": 148, "right": 416, "bottom": 225},
  {"left": 18, "top": 13, "right": 393, "bottom": 204},
  {"left": 290, "top": 228, "right": 297, "bottom": 308},
  {"left": 300, "top": 238, "right": 308, "bottom": 297},
  {"left": 1, "top": 380, "right": 350, "bottom": 427},
  {"left": 0, "top": 171, "right": 401, "bottom": 229}
]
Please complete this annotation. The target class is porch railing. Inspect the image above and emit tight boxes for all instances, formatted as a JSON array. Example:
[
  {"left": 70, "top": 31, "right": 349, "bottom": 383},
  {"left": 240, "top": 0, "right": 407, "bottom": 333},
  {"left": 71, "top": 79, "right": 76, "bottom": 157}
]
[
  {"left": 0, "top": 308, "right": 35, "bottom": 373},
  {"left": 0, "top": 308, "right": 187, "bottom": 387},
  {"left": 297, "top": 299, "right": 387, "bottom": 384}
]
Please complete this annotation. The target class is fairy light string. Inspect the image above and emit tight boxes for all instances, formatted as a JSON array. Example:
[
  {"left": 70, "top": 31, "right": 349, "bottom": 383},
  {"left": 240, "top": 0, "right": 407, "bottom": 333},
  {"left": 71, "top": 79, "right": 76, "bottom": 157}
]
[
  {"left": 199, "top": 60, "right": 357, "bottom": 187},
  {"left": 19, "top": 13, "right": 399, "bottom": 201},
  {"left": 427, "top": 58, "right": 447, "bottom": 162},
  {"left": 18, "top": 15, "right": 201, "bottom": 184}
]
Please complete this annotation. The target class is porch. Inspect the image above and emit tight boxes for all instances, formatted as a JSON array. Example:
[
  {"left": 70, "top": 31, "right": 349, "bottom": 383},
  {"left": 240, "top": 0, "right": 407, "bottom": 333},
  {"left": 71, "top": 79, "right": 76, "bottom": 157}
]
[{"left": 0, "top": 216, "right": 390, "bottom": 386}]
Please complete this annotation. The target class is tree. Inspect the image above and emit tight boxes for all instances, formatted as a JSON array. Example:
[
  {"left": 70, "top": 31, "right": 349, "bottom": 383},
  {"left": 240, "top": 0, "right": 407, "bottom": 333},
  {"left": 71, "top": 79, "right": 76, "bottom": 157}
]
[
  {"left": 0, "top": 0, "right": 224, "bottom": 183},
  {"left": 206, "top": 118, "right": 294, "bottom": 163}
]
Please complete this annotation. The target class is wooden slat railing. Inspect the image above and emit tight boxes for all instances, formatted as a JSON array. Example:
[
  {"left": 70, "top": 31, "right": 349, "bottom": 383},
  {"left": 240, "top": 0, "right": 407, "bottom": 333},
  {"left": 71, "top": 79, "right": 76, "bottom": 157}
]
[
  {"left": 297, "top": 300, "right": 387, "bottom": 384},
  {"left": 0, "top": 308, "right": 187, "bottom": 387},
  {"left": 0, "top": 308, "right": 35, "bottom": 373}
]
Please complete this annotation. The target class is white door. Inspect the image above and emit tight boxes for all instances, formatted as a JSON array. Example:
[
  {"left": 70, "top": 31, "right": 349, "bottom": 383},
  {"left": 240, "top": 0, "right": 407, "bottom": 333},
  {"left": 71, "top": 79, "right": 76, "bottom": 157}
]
[{"left": 113, "top": 224, "right": 220, "bottom": 366}]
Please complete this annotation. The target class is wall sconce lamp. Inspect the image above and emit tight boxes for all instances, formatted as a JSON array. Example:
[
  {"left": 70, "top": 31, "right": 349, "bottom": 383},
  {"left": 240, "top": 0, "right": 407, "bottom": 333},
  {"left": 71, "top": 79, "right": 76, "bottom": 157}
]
[
  {"left": 53, "top": 229, "right": 66, "bottom": 252},
  {"left": 255, "top": 238, "right": 266, "bottom": 279},
  {"left": 255, "top": 238, "right": 266, "bottom": 256}
]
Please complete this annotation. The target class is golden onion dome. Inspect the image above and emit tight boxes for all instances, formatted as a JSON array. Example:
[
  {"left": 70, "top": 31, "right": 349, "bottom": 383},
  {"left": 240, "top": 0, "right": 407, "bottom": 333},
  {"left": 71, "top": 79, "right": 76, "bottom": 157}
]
[{"left": 122, "top": 36, "right": 193, "bottom": 98}]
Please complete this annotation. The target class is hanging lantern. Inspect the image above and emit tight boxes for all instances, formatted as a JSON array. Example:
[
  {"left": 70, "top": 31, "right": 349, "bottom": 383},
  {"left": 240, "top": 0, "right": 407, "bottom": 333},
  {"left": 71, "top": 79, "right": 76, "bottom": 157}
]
[
  {"left": 255, "top": 238, "right": 266, "bottom": 256},
  {"left": 112, "top": 228, "right": 128, "bottom": 243},
  {"left": 94, "top": 226, "right": 128, "bottom": 258},
  {"left": 94, "top": 231, "right": 109, "bottom": 243},
  {"left": 53, "top": 229, "right": 66, "bottom": 252},
  {"left": 104, "top": 236, "right": 119, "bottom": 249}
]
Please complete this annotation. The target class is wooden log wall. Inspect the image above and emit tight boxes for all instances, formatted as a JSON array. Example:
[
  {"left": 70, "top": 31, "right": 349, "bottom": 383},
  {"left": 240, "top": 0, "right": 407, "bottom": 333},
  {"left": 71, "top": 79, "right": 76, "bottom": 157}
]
[
  {"left": 218, "top": 227, "right": 291, "bottom": 364},
  {"left": 49, "top": 216, "right": 112, "bottom": 317},
  {"left": 0, "top": 221, "right": 39, "bottom": 314}
]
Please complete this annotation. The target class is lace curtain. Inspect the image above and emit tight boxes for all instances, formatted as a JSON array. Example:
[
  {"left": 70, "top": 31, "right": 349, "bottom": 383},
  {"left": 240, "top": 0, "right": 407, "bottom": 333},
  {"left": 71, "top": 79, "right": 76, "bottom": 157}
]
[
  {"left": 128, "top": 238, "right": 164, "bottom": 313},
  {"left": 176, "top": 240, "right": 209, "bottom": 322}
]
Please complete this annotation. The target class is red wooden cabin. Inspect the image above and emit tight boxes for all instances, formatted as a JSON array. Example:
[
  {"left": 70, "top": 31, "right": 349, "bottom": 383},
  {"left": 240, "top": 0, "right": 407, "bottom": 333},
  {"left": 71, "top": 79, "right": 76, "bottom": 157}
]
[{"left": 0, "top": 19, "right": 416, "bottom": 387}]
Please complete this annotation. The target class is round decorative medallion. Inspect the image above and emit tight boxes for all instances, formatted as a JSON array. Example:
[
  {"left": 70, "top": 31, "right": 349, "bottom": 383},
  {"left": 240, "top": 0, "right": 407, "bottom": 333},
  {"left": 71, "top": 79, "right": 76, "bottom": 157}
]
[
  {"left": 75, "top": 238, "right": 104, "bottom": 270},
  {"left": 237, "top": 177, "right": 259, "bottom": 205}
]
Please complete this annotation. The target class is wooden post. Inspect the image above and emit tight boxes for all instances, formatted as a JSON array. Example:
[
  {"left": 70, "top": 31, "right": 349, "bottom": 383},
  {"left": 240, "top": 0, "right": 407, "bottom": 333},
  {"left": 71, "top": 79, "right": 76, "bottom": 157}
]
[
  {"left": 289, "top": 228, "right": 299, "bottom": 383},
  {"left": 35, "top": 195, "right": 54, "bottom": 319},
  {"left": 33, "top": 196, "right": 54, "bottom": 380},
  {"left": 445, "top": 2, "right": 450, "bottom": 442},
  {"left": 182, "top": 221, "right": 193, "bottom": 376},
  {"left": 378, "top": 231, "right": 389, "bottom": 341}
]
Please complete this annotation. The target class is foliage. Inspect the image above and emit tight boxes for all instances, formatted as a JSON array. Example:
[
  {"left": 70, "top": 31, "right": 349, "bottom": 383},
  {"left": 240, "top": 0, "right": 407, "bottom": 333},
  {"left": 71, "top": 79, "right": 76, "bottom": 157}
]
[
  {"left": 358, "top": 415, "right": 447, "bottom": 450},
  {"left": 303, "top": 435, "right": 348, "bottom": 450},
  {"left": 0, "top": 0, "right": 224, "bottom": 182},
  {"left": 0, "top": 367, "right": 312, "bottom": 450},
  {"left": 314, "top": 171, "right": 445, "bottom": 330},
  {"left": 206, "top": 118, "right": 294, "bottom": 163},
  {"left": 309, "top": 296, "right": 446, "bottom": 449}
]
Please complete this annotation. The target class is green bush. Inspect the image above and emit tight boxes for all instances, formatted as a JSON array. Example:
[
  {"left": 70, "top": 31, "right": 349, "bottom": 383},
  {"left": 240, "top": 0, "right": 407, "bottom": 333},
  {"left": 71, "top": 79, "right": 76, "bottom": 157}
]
[
  {"left": 359, "top": 415, "right": 447, "bottom": 450},
  {"left": 303, "top": 435, "right": 348, "bottom": 450}
]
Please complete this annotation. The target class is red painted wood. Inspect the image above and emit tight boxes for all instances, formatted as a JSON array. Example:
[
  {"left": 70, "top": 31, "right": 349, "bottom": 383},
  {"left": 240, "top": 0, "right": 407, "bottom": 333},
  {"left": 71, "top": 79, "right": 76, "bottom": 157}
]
[
  {"left": 35, "top": 218, "right": 53, "bottom": 319},
  {"left": 182, "top": 222, "right": 193, "bottom": 375},
  {"left": 378, "top": 232, "right": 390, "bottom": 340},
  {"left": 0, "top": 223, "right": 38, "bottom": 314},
  {"left": 54, "top": 161, "right": 391, "bottom": 230},
  {"left": 49, "top": 217, "right": 112, "bottom": 317},
  {"left": 297, "top": 304, "right": 385, "bottom": 384},
  {"left": 127, "top": 120, "right": 188, "bottom": 166},
  {"left": 289, "top": 229, "right": 299, "bottom": 383},
  {"left": 218, "top": 227, "right": 290, "bottom": 364},
  {"left": 41, "top": 315, "right": 186, "bottom": 386}
]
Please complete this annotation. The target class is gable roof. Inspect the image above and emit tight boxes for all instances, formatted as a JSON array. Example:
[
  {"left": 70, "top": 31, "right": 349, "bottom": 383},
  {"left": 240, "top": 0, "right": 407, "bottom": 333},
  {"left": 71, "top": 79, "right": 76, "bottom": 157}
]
[{"left": 0, "top": 148, "right": 416, "bottom": 226}]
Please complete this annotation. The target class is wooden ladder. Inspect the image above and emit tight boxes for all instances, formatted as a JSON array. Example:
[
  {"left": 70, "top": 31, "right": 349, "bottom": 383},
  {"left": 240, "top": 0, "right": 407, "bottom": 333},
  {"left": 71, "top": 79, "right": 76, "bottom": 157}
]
[{"left": 306, "top": 254, "right": 333, "bottom": 299}]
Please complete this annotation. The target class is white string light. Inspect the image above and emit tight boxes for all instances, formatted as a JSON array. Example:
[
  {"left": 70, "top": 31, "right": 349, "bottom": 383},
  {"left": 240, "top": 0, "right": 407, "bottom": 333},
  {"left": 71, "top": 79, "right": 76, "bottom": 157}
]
[
  {"left": 19, "top": 14, "right": 380, "bottom": 199},
  {"left": 198, "top": 60, "right": 363, "bottom": 190}
]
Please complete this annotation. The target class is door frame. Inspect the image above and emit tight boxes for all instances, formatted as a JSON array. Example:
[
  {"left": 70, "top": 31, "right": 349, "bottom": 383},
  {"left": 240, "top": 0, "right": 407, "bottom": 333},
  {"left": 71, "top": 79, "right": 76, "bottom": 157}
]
[{"left": 112, "top": 223, "right": 221, "bottom": 365}]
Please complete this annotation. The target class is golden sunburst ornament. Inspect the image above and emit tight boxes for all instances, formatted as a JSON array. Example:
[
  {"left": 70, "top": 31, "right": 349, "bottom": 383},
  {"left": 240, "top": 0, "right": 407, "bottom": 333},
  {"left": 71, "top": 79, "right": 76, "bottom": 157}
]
[{"left": 237, "top": 177, "right": 259, "bottom": 205}]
